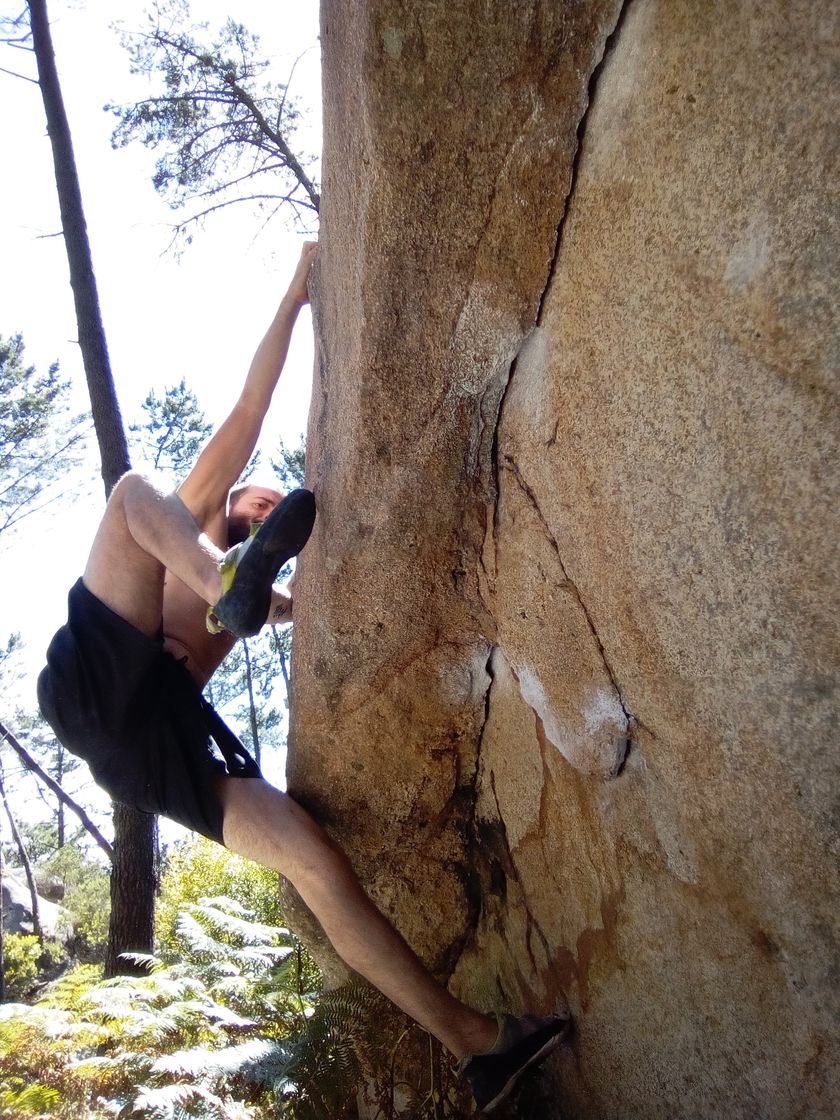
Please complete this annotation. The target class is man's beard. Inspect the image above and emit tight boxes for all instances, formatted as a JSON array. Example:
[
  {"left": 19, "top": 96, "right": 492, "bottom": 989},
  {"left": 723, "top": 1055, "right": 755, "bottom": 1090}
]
[{"left": 227, "top": 516, "right": 252, "bottom": 546}]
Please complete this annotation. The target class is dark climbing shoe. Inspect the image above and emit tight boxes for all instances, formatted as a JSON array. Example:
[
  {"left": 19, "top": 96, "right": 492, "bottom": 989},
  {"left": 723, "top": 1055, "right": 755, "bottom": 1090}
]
[
  {"left": 208, "top": 488, "right": 316, "bottom": 638},
  {"left": 458, "top": 1011, "right": 572, "bottom": 1113}
]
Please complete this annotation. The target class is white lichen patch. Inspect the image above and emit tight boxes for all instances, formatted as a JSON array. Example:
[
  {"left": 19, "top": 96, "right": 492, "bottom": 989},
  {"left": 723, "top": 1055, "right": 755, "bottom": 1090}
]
[
  {"left": 516, "top": 663, "right": 628, "bottom": 779},
  {"left": 517, "top": 663, "right": 573, "bottom": 760},
  {"left": 381, "top": 27, "right": 405, "bottom": 60},
  {"left": 505, "top": 326, "right": 552, "bottom": 433},
  {"left": 724, "top": 212, "right": 771, "bottom": 291},
  {"left": 584, "top": 686, "right": 627, "bottom": 735}
]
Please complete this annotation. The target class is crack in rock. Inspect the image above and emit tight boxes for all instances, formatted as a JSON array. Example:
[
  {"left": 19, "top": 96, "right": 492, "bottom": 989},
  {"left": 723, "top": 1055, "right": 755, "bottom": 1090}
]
[
  {"left": 451, "top": 646, "right": 554, "bottom": 981},
  {"left": 442, "top": 642, "right": 496, "bottom": 977},
  {"left": 488, "top": 769, "right": 553, "bottom": 974},
  {"left": 536, "top": 0, "right": 636, "bottom": 326},
  {"left": 504, "top": 454, "right": 638, "bottom": 773},
  {"left": 480, "top": 2, "right": 634, "bottom": 602}
]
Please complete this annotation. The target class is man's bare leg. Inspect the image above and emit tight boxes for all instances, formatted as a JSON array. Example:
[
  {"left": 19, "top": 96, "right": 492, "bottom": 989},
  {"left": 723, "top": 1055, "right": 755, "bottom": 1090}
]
[
  {"left": 219, "top": 777, "right": 498, "bottom": 1060},
  {"left": 83, "top": 471, "right": 224, "bottom": 634},
  {"left": 82, "top": 475, "right": 499, "bottom": 1056}
]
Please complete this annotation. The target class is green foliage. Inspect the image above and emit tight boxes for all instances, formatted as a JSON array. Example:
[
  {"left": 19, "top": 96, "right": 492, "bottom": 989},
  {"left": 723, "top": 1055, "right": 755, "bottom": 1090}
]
[
  {"left": 0, "top": 333, "right": 90, "bottom": 534},
  {"left": 130, "top": 376, "right": 213, "bottom": 476},
  {"left": 109, "top": 0, "right": 319, "bottom": 244},
  {"left": 1, "top": 933, "right": 40, "bottom": 1001},
  {"left": 1, "top": 865, "right": 469, "bottom": 1118},
  {"left": 272, "top": 439, "right": 306, "bottom": 491},
  {"left": 156, "top": 835, "right": 288, "bottom": 951},
  {"left": 0, "top": 633, "right": 21, "bottom": 678},
  {"left": 42, "top": 840, "right": 112, "bottom": 959},
  {"left": 278, "top": 982, "right": 473, "bottom": 1119},
  {"left": 12, "top": 820, "right": 61, "bottom": 864},
  {"left": 0, "top": 899, "right": 319, "bottom": 1119},
  {"left": 1, "top": 929, "right": 68, "bottom": 1001},
  {"left": 0, "top": 997, "right": 107, "bottom": 1120}
]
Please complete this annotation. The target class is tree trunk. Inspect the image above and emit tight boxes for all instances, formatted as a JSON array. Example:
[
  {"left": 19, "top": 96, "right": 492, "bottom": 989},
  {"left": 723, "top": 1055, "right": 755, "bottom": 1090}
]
[
  {"left": 27, "top": 0, "right": 130, "bottom": 493},
  {"left": 103, "top": 803, "right": 156, "bottom": 977},
  {"left": 242, "top": 639, "right": 261, "bottom": 767},
  {"left": 28, "top": 0, "right": 156, "bottom": 973},
  {"left": 0, "top": 844, "right": 5, "bottom": 1002},
  {"left": 56, "top": 744, "right": 65, "bottom": 847},
  {"left": 270, "top": 625, "right": 291, "bottom": 697},
  {"left": 0, "top": 759, "right": 41, "bottom": 944}
]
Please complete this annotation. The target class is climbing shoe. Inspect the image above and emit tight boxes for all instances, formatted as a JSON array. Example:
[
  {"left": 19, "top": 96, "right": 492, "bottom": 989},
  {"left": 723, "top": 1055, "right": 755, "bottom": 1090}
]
[
  {"left": 458, "top": 1011, "right": 572, "bottom": 1113},
  {"left": 207, "top": 488, "right": 316, "bottom": 638}
]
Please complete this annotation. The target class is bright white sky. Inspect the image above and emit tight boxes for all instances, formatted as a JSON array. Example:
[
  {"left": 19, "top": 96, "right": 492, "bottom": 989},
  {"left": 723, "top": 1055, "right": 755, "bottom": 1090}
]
[{"left": 0, "top": 0, "right": 321, "bottom": 805}]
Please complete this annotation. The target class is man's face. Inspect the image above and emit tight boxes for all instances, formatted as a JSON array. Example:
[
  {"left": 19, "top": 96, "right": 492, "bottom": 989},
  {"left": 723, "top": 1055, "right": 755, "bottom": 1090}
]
[{"left": 227, "top": 486, "right": 284, "bottom": 545}]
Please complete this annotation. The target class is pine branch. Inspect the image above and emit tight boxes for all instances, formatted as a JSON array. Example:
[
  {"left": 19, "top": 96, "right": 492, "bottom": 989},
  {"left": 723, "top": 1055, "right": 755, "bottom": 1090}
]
[
  {"left": 0, "top": 718, "right": 113, "bottom": 860},
  {"left": 0, "top": 63, "right": 38, "bottom": 81},
  {"left": 221, "top": 74, "right": 319, "bottom": 210},
  {"left": 0, "top": 754, "right": 42, "bottom": 941}
]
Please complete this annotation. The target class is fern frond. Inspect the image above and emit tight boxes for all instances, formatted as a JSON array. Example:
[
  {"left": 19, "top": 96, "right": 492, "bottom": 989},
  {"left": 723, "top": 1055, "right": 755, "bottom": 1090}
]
[
  {"left": 186, "top": 901, "right": 288, "bottom": 947},
  {"left": 0, "top": 1082, "right": 62, "bottom": 1115},
  {"left": 133, "top": 1080, "right": 208, "bottom": 1114},
  {"left": 118, "top": 950, "right": 163, "bottom": 972},
  {"left": 194, "top": 894, "right": 255, "bottom": 917},
  {"left": 152, "top": 1037, "right": 284, "bottom": 1077},
  {"left": 196, "top": 1002, "right": 256, "bottom": 1030},
  {"left": 176, "top": 909, "right": 225, "bottom": 956}
]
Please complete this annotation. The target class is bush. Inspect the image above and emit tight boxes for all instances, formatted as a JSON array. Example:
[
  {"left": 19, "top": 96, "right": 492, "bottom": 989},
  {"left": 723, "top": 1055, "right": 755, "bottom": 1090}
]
[
  {"left": 0, "top": 901, "right": 316, "bottom": 1119},
  {"left": 39, "top": 843, "right": 110, "bottom": 959},
  {"left": 2, "top": 932, "right": 70, "bottom": 1002},
  {"left": 2, "top": 933, "right": 40, "bottom": 1000},
  {"left": 157, "top": 835, "right": 286, "bottom": 952}
]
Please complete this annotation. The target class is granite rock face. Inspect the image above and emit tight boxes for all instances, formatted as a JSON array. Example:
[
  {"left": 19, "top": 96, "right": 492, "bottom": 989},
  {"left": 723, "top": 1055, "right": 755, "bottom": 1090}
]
[{"left": 289, "top": 2, "right": 839, "bottom": 1116}]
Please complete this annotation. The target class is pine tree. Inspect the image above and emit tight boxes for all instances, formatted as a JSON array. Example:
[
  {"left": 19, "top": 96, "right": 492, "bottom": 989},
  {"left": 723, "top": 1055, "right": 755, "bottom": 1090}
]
[
  {"left": 130, "top": 377, "right": 212, "bottom": 477},
  {"left": 109, "top": 0, "right": 319, "bottom": 245},
  {"left": 26, "top": 0, "right": 153, "bottom": 978},
  {"left": 0, "top": 333, "right": 89, "bottom": 534}
]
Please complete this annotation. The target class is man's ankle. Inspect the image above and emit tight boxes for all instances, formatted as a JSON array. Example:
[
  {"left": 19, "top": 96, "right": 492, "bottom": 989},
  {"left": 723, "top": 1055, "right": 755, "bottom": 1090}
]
[{"left": 451, "top": 1013, "right": 499, "bottom": 1060}]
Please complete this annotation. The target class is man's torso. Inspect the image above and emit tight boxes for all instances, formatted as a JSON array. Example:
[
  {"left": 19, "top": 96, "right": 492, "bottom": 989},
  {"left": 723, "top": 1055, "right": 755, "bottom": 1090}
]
[{"left": 162, "top": 503, "right": 235, "bottom": 687}]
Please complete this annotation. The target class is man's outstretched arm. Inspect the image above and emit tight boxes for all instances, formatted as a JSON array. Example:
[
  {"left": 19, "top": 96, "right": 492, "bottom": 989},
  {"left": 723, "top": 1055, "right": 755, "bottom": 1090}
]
[{"left": 178, "top": 241, "right": 316, "bottom": 523}]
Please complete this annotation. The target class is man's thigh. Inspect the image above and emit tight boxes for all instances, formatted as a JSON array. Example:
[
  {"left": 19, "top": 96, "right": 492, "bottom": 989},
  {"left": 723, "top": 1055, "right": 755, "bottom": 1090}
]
[
  {"left": 217, "top": 777, "right": 337, "bottom": 880},
  {"left": 83, "top": 472, "right": 166, "bottom": 635}
]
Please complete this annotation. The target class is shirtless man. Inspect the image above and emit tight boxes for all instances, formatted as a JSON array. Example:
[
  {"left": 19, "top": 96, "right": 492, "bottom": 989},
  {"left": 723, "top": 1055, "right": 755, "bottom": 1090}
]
[{"left": 37, "top": 242, "right": 569, "bottom": 1112}]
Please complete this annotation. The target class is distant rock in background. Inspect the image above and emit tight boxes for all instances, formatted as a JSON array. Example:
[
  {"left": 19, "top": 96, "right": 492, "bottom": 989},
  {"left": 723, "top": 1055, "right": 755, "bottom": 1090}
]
[{"left": 2, "top": 873, "right": 72, "bottom": 943}]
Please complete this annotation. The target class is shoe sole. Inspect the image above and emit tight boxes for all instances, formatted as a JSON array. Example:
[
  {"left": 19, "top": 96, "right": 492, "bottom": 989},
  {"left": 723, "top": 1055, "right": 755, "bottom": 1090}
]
[{"left": 214, "top": 489, "right": 316, "bottom": 637}]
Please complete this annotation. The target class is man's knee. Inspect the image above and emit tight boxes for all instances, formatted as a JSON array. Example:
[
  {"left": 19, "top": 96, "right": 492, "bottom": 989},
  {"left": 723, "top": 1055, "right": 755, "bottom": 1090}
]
[
  {"left": 219, "top": 778, "right": 352, "bottom": 888},
  {"left": 107, "top": 469, "right": 169, "bottom": 511},
  {"left": 286, "top": 815, "right": 350, "bottom": 889}
]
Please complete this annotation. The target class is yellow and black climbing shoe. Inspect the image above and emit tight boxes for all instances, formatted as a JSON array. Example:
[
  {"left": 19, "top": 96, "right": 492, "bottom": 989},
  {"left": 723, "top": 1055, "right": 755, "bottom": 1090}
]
[{"left": 208, "top": 488, "right": 316, "bottom": 638}]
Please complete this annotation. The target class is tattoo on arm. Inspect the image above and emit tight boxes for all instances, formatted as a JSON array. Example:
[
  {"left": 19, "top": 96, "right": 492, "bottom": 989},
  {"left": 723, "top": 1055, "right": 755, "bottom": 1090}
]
[{"left": 272, "top": 601, "right": 289, "bottom": 620}]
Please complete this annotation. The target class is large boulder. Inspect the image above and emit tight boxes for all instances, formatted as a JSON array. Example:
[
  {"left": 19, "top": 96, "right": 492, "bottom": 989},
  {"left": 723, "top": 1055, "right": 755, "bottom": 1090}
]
[
  {"left": 288, "top": 1, "right": 839, "bottom": 1116},
  {"left": 2, "top": 873, "right": 71, "bottom": 943}
]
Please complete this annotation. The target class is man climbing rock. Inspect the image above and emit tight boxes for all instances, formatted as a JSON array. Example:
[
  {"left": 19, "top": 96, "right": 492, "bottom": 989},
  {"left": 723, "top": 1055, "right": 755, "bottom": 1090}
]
[{"left": 37, "top": 241, "right": 570, "bottom": 1112}]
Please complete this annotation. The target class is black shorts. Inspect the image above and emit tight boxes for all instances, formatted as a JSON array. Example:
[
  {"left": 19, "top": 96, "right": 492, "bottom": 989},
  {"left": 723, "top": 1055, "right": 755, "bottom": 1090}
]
[{"left": 37, "top": 579, "right": 261, "bottom": 844}]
